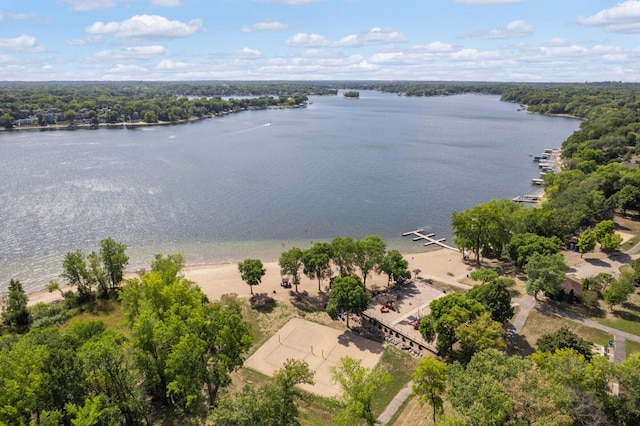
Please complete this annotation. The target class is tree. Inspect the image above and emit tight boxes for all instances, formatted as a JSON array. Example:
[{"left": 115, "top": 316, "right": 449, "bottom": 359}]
[
  {"left": 615, "top": 184, "right": 640, "bottom": 215},
  {"left": 578, "top": 228, "right": 597, "bottom": 257},
  {"left": 536, "top": 326, "right": 594, "bottom": 361},
  {"left": 279, "top": 247, "right": 304, "bottom": 292},
  {"left": 615, "top": 353, "right": 640, "bottom": 424},
  {"left": 600, "top": 232, "right": 623, "bottom": 251},
  {"left": 150, "top": 253, "right": 185, "bottom": 284},
  {"left": 264, "top": 359, "right": 315, "bottom": 426},
  {"left": 411, "top": 357, "right": 447, "bottom": 423},
  {"left": 1, "top": 113, "right": 13, "bottom": 129},
  {"left": 326, "top": 275, "right": 371, "bottom": 328},
  {"left": 524, "top": 252, "right": 569, "bottom": 300},
  {"left": 120, "top": 270, "right": 252, "bottom": 408},
  {"left": 467, "top": 278, "right": 514, "bottom": 323},
  {"left": 330, "top": 236, "right": 356, "bottom": 276},
  {"left": 456, "top": 312, "right": 507, "bottom": 364},
  {"left": 446, "top": 350, "right": 519, "bottom": 426},
  {"left": 62, "top": 250, "right": 95, "bottom": 302},
  {"left": 506, "top": 233, "right": 561, "bottom": 268},
  {"left": 376, "top": 249, "right": 410, "bottom": 286},
  {"left": 99, "top": 238, "right": 128, "bottom": 292},
  {"left": 78, "top": 330, "right": 146, "bottom": 424},
  {"left": 238, "top": 258, "right": 266, "bottom": 295},
  {"left": 353, "top": 235, "right": 386, "bottom": 286},
  {"left": 330, "top": 356, "right": 391, "bottom": 426},
  {"left": 594, "top": 219, "right": 616, "bottom": 242},
  {"left": 418, "top": 293, "right": 485, "bottom": 358},
  {"left": 469, "top": 268, "right": 498, "bottom": 284},
  {"left": 1, "top": 279, "right": 31, "bottom": 332},
  {"left": 301, "top": 242, "right": 332, "bottom": 292},
  {"left": 602, "top": 271, "right": 635, "bottom": 311}
]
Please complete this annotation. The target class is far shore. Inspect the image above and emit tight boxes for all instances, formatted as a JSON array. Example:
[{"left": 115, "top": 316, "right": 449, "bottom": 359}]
[{"left": 27, "top": 247, "right": 476, "bottom": 307}]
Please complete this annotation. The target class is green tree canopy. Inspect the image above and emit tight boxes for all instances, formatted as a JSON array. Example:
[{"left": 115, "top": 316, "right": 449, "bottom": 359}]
[
  {"left": 376, "top": 249, "right": 410, "bottom": 286},
  {"left": 330, "top": 356, "right": 391, "bottom": 426},
  {"left": 1, "top": 279, "right": 31, "bottom": 333},
  {"left": 301, "top": 242, "right": 332, "bottom": 292},
  {"left": 411, "top": 357, "right": 447, "bottom": 424},
  {"left": 467, "top": 278, "right": 514, "bottom": 324},
  {"left": 524, "top": 252, "right": 569, "bottom": 300},
  {"left": 536, "top": 326, "right": 594, "bottom": 361},
  {"left": 353, "top": 235, "right": 386, "bottom": 286},
  {"left": 238, "top": 258, "right": 266, "bottom": 295},
  {"left": 279, "top": 247, "right": 304, "bottom": 292},
  {"left": 326, "top": 275, "right": 371, "bottom": 328}
]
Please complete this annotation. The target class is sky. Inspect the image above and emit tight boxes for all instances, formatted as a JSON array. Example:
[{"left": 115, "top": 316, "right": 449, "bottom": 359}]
[{"left": 1, "top": 0, "right": 640, "bottom": 82}]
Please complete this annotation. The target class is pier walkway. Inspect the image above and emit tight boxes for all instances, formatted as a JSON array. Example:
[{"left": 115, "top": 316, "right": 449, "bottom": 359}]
[{"left": 402, "top": 229, "right": 459, "bottom": 252}]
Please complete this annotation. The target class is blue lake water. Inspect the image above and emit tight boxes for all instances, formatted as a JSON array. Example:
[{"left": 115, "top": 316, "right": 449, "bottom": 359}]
[{"left": 0, "top": 92, "right": 581, "bottom": 293}]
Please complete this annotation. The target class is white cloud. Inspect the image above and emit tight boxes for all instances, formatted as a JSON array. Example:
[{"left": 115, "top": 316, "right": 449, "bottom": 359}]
[
  {"left": 0, "top": 35, "right": 42, "bottom": 52},
  {"left": 300, "top": 49, "right": 343, "bottom": 59},
  {"left": 242, "top": 20, "right": 289, "bottom": 32},
  {"left": 470, "top": 20, "right": 534, "bottom": 39},
  {"left": 156, "top": 59, "right": 189, "bottom": 70},
  {"left": 231, "top": 47, "right": 262, "bottom": 59},
  {"left": 106, "top": 64, "right": 148, "bottom": 73},
  {"left": 151, "top": 0, "right": 183, "bottom": 7},
  {"left": 286, "top": 28, "right": 406, "bottom": 48},
  {"left": 335, "top": 28, "right": 407, "bottom": 47},
  {"left": 285, "top": 33, "right": 330, "bottom": 47},
  {"left": 86, "top": 15, "right": 203, "bottom": 40},
  {"left": 412, "top": 42, "right": 455, "bottom": 52},
  {"left": 66, "top": 36, "right": 104, "bottom": 46},
  {"left": 456, "top": 0, "right": 522, "bottom": 4},
  {"left": 578, "top": 1, "right": 640, "bottom": 33},
  {"left": 450, "top": 48, "right": 500, "bottom": 60},
  {"left": 455, "top": 0, "right": 522, "bottom": 4},
  {"left": 60, "top": 0, "right": 133, "bottom": 11},
  {"left": 92, "top": 45, "right": 169, "bottom": 60},
  {"left": 257, "top": 0, "right": 322, "bottom": 4}
]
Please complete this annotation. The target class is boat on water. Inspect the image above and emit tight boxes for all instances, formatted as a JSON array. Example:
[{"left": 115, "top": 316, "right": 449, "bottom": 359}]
[{"left": 531, "top": 178, "right": 544, "bottom": 185}]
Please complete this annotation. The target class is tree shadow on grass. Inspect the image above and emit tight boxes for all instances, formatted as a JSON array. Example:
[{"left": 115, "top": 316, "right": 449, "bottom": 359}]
[
  {"left": 505, "top": 323, "right": 535, "bottom": 356},
  {"left": 611, "top": 308, "right": 640, "bottom": 323},
  {"left": 336, "top": 330, "right": 384, "bottom": 354},
  {"left": 249, "top": 293, "right": 277, "bottom": 313},
  {"left": 289, "top": 290, "right": 329, "bottom": 313},
  {"left": 86, "top": 299, "right": 115, "bottom": 314}
]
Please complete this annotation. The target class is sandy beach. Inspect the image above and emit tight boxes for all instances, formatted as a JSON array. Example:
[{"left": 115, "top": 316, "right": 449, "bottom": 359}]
[{"left": 27, "top": 248, "right": 475, "bottom": 306}]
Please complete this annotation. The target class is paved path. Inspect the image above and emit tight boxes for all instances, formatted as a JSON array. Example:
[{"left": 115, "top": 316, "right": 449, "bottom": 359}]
[
  {"left": 378, "top": 382, "right": 413, "bottom": 425},
  {"left": 535, "top": 303, "right": 640, "bottom": 363}
]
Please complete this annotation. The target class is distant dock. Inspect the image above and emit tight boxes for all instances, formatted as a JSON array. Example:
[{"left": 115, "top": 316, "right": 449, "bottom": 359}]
[
  {"left": 512, "top": 194, "right": 542, "bottom": 203},
  {"left": 402, "top": 229, "right": 459, "bottom": 252}
]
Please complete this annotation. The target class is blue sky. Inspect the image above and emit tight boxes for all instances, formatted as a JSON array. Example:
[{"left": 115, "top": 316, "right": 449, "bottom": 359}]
[{"left": 1, "top": 0, "right": 640, "bottom": 81}]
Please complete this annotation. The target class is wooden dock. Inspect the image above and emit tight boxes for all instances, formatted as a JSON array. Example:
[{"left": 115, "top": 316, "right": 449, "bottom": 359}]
[
  {"left": 402, "top": 229, "right": 459, "bottom": 252},
  {"left": 512, "top": 194, "right": 542, "bottom": 203}
]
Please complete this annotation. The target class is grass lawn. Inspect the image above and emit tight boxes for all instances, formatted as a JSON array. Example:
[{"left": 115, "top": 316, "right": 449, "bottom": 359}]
[
  {"left": 590, "top": 292, "right": 640, "bottom": 337},
  {"left": 371, "top": 346, "right": 418, "bottom": 417},
  {"left": 519, "top": 310, "right": 613, "bottom": 355},
  {"left": 62, "top": 298, "right": 128, "bottom": 333},
  {"left": 615, "top": 214, "right": 640, "bottom": 252},
  {"left": 626, "top": 339, "right": 640, "bottom": 358}
]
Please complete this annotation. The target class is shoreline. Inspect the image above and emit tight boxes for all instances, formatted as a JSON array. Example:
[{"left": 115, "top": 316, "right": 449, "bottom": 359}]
[
  {"left": 26, "top": 247, "right": 475, "bottom": 307},
  {"left": 0, "top": 104, "right": 307, "bottom": 133}
]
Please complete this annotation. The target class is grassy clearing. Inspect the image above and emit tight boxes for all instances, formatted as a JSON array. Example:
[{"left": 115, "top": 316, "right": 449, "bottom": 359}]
[
  {"left": 519, "top": 310, "right": 613, "bottom": 355},
  {"left": 62, "top": 298, "right": 128, "bottom": 333},
  {"left": 615, "top": 214, "right": 640, "bottom": 252},
  {"left": 626, "top": 340, "right": 640, "bottom": 357},
  {"left": 589, "top": 292, "right": 640, "bottom": 337},
  {"left": 371, "top": 346, "right": 418, "bottom": 418}
]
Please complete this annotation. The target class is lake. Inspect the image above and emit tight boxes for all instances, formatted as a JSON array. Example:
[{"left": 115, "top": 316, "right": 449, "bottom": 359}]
[{"left": 0, "top": 92, "right": 581, "bottom": 293}]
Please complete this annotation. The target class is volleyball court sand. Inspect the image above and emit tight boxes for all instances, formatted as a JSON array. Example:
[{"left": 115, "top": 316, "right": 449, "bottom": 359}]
[{"left": 244, "top": 317, "right": 384, "bottom": 397}]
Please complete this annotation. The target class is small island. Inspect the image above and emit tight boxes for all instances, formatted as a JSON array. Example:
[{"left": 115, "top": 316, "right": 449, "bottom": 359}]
[{"left": 343, "top": 90, "right": 360, "bottom": 98}]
